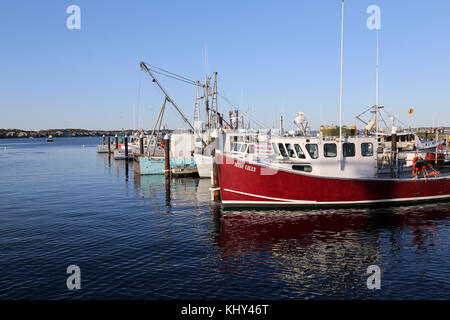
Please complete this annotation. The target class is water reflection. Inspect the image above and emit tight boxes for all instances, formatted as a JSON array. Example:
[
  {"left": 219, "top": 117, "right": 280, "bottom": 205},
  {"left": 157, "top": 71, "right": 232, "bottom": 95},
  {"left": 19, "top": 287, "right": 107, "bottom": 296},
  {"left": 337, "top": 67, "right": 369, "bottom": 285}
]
[
  {"left": 217, "top": 204, "right": 450, "bottom": 298},
  {"left": 97, "top": 151, "right": 450, "bottom": 298}
]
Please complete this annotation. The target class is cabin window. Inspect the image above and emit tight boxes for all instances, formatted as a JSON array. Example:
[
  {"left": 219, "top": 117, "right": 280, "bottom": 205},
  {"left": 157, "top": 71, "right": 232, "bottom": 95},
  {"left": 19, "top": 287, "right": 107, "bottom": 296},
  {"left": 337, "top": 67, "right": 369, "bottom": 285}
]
[
  {"left": 272, "top": 142, "right": 280, "bottom": 155},
  {"left": 305, "top": 144, "right": 319, "bottom": 159},
  {"left": 247, "top": 144, "right": 255, "bottom": 154},
  {"left": 285, "top": 143, "right": 297, "bottom": 158},
  {"left": 278, "top": 143, "right": 288, "bottom": 157},
  {"left": 324, "top": 143, "right": 337, "bottom": 157},
  {"left": 292, "top": 165, "right": 312, "bottom": 172},
  {"left": 232, "top": 143, "right": 240, "bottom": 152},
  {"left": 361, "top": 143, "right": 373, "bottom": 157},
  {"left": 240, "top": 144, "right": 247, "bottom": 153},
  {"left": 294, "top": 144, "right": 306, "bottom": 159},
  {"left": 343, "top": 143, "right": 355, "bottom": 157}
]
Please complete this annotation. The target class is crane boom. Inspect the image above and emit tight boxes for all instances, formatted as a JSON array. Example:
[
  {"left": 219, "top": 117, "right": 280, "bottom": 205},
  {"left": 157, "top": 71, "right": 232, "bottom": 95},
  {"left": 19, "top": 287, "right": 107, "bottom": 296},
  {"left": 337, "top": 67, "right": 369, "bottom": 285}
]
[
  {"left": 139, "top": 61, "right": 208, "bottom": 147},
  {"left": 140, "top": 61, "right": 196, "bottom": 132}
]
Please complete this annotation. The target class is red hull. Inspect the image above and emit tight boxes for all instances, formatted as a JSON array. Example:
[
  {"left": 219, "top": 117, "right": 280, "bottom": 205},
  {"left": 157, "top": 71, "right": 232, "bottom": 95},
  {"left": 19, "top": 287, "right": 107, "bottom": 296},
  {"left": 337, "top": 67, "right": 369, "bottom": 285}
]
[{"left": 217, "top": 154, "right": 450, "bottom": 206}]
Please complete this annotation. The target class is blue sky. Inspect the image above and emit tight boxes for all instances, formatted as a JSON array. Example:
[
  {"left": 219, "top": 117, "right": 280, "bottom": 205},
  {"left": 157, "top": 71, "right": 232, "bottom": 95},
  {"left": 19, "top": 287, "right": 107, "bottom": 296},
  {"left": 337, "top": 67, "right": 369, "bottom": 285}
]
[{"left": 1, "top": 0, "right": 449, "bottom": 131}]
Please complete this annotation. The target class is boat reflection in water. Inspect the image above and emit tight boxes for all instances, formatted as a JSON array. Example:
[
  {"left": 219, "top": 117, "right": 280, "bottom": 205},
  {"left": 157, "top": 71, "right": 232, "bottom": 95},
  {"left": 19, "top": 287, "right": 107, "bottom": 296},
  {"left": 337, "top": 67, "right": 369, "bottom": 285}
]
[
  {"left": 117, "top": 162, "right": 450, "bottom": 299},
  {"left": 218, "top": 203, "right": 450, "bottom": 298}
]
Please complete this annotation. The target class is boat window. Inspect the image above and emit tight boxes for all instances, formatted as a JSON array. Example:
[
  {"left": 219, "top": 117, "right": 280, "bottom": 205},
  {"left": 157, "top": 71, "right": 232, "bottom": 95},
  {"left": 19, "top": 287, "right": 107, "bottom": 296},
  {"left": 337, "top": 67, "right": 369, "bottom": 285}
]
[
  {"left": 232, "top": 143, "right": 240, "bottom": 152},
  {"left": 272, "top": 142, "right": 280, "bottom": 155},
  {"left": 294, "top": 144, "right": 306, "bottom": 159},
  {"left": 240, "top": 144, "right": 247, "bottom": 153},
  {"left": 305, "top": 144, "right": 319, "bottom": 159},
  {"left": 361, "top": 142, "right": 373, "bottom": 156},
  {"left": 247, "top": 144, "right": 255, "bottom": 154},
  {"left": 278, "top": 143, "right": 288, "bottom": 157},
  {"left": 285, "top": 143, "right": 297, "bottom": 158},
  {"left": 343, "top": 143, "right": 355, "bottom": 157},
  {"left": 324, "top": 143, "right": 337, "bottom": 157},
  {"left": 292, "top": 165, "right": 312, "bottom": 172}
]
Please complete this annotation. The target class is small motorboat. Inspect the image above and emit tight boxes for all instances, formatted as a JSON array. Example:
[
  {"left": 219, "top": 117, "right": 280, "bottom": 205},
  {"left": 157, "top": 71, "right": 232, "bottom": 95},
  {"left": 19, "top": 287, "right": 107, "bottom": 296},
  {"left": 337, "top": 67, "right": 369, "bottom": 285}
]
[{"left": 47, "top": 135, "right": 53, "bottom": 142}]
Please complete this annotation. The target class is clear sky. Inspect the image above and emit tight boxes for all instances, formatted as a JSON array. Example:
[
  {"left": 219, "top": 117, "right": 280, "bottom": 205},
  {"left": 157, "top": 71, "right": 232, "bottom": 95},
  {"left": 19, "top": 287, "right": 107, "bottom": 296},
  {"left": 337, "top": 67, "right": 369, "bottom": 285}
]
[{"left": 1, "top": 0, "right": 449, "bottom": 131}]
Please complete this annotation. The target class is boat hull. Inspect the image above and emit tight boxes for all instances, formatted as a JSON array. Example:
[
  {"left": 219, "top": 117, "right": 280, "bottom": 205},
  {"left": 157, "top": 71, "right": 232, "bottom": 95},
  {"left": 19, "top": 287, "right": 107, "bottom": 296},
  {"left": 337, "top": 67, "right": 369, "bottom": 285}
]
[
  {"left": 134, "top": 156, "right": 196, "bottom": 175},
  {"left": 134, "top": 157, "right": 165, "bottom": 175},
  {"left": 217, "top": 154, "right": 450, "bottom": 207},
  {"left": 194, "top": 153, "right": 213, "bottom": 178}
]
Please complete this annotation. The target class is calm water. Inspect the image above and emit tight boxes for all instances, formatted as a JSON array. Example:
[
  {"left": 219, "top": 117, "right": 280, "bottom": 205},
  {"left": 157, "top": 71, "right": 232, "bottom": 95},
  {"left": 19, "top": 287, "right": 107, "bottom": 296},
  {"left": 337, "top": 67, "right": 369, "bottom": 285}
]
[{"left": 0, "top": 137, "right": 449, "bottom": 299}]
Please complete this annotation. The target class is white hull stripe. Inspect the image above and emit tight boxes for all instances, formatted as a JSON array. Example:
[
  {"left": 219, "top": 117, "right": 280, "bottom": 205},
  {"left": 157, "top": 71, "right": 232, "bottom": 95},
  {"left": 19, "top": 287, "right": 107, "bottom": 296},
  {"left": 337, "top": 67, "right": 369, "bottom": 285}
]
[
  {"left": 222, "top": 188, "right": 450, "bottom": 205},
  {"left": 223, "top": 188, "right": 307, "bottom": 202}
]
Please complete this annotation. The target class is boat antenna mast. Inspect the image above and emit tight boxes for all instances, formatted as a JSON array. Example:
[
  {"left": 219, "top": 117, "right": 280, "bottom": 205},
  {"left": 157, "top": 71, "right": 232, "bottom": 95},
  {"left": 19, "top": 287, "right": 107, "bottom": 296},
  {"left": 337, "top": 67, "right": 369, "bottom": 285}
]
[{"left": 338, "top": 0, "right": 344, "bottom": 169}]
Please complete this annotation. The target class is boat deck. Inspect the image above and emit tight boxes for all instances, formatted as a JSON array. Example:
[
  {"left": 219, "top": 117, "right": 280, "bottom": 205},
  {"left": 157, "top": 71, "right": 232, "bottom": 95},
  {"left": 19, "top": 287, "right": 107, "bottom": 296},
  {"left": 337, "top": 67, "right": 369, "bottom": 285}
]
[{"left": 376, "top": 164, "right": 450, "bottom": 180}]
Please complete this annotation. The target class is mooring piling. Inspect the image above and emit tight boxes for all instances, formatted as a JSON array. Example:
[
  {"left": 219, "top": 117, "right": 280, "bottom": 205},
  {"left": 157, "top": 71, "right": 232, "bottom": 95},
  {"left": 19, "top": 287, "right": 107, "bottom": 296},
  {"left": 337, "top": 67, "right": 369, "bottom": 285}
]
[
  {"left": 164, "top": 134, "right": 170, "bottom": 177},
  {"left": 124, "top": 135, "right": 128, "bottom": 160},
  {"left": 139, "top": 134, "right": 144, "bottom": 155}
]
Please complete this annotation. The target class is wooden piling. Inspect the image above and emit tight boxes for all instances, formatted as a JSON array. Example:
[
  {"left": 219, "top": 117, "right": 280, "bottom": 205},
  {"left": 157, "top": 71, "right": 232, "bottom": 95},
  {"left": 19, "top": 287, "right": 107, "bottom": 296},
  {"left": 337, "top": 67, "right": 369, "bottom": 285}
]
[
  {"left": 391, "top": 132, "right": 398, "bottom": 177},
  {"left": 107, "top": 136, "right": 111, "bottom": 153},
  {"left": 114, "top": 134, "right": 118, "bottom": 149},
  {"left": 124, "top": 135, "right": 128, "bottom": 160},
  {"left": 140, "top": 134, "right": 144, "bottom": 155},
  {"left": 164, "top": 134, "right": 170, "bottom": 177},
  {"left": 102, "top": 135, "right": 105, "bottom": 145},
  {"left": 212, "top": 152, "right": 221, "bottom": 201}
]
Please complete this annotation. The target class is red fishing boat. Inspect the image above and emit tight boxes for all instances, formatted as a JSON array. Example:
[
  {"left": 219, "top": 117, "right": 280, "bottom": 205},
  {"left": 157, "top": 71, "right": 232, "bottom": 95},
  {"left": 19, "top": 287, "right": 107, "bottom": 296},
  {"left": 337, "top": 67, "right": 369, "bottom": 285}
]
[
  {"left": 216, "top": 1, "right": 450, "bottom": 208},
  {"left": 216, "top": 135, "right": 450, "bottom": 207}
]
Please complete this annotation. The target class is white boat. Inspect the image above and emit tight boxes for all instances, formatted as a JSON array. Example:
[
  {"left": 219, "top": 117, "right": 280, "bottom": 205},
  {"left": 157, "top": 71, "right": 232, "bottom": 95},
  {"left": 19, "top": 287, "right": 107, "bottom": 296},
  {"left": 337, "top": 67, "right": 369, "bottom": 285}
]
[{"left": 194, "top": 153, "right": 213, "bottom": 178}]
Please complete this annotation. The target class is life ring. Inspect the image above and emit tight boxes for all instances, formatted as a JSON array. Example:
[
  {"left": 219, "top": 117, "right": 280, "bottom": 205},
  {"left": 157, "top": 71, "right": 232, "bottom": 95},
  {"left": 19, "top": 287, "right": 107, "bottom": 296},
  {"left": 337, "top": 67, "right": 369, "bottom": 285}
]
[{"left": 437, "top": 144, "right": 444, "bottom": 151}]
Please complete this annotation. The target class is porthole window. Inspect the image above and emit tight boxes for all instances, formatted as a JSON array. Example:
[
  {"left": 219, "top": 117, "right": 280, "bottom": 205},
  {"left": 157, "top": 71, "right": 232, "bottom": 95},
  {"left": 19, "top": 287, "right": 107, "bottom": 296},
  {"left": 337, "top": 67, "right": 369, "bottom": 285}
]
[
  {"left": 305, "top": 144, "right": 319, "bottom": 159},
  {"left": 324, "top": 143, "right": 337, "bottom": 157},
  {"left": 278, "top": 143, "right": 288, "bottom": 157},
  {"left": 361, "top": 143, "right": 373, "bottom": 157},
  {"left": 343, "top": 143, "right": 355, "bottom": 157},
  {"left": 294, "top": 144, "right": 306, "bottom": 159}
]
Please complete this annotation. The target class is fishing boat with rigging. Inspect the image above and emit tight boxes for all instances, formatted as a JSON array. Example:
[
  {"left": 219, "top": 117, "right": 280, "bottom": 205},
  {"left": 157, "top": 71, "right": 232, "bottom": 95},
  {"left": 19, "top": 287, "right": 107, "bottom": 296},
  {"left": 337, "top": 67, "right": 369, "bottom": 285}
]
[{"left": 215, "top": 1, "right": 450, "bottom": 207}]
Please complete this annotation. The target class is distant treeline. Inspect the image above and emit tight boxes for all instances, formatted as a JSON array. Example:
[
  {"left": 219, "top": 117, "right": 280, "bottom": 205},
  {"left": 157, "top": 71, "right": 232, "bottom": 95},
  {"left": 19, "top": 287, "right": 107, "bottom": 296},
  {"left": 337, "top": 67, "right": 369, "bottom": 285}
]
[{"left": 0, "top": 129, "right": 144, "bottom": 139}]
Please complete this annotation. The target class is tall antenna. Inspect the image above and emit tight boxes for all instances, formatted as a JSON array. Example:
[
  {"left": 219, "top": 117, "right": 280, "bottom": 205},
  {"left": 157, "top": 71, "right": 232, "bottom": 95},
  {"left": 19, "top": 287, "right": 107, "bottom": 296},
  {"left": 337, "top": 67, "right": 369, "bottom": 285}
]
[
  {"left": 339, "top": 0, "right": 344, "bottom": 166},
  {"left": 375, "top": 29, "right": 380, "bottom": 138}
]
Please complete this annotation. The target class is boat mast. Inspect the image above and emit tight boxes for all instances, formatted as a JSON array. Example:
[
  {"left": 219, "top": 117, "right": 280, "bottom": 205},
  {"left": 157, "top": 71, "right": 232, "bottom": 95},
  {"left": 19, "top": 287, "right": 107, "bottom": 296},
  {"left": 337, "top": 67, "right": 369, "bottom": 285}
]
[
  {"left": 204, "top": 75, "right": 210, "bottom": 130},
  {"left": 375, "top": 29, "right": 380, "bottom": 139},
  {"left": 339, "top": 0, "right": 344, "bottom": 166},
  {"left": 212, "top": 72, "right": 219, "bottom": 129},
  {"left": 193, "top": 80, "right": 201, "bottom": 131}
]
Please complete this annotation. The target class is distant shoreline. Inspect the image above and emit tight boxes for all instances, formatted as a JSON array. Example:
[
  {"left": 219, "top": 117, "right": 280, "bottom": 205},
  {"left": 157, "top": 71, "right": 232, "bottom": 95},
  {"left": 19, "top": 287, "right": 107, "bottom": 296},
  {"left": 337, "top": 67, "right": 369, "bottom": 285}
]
[
  {"left": 0, "top": 129, "right": 135, "bottom": 139},
  {"left": 0, "top": 128, "right": 177, "bottom": 139}
]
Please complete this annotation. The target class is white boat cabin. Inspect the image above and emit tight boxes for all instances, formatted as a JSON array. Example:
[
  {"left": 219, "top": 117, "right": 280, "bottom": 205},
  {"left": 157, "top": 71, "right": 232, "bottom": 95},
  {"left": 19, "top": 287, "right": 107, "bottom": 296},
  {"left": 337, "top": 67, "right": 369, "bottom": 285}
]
[{"left": 223, "top": 132, "right": 378, "bottom": 179}]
